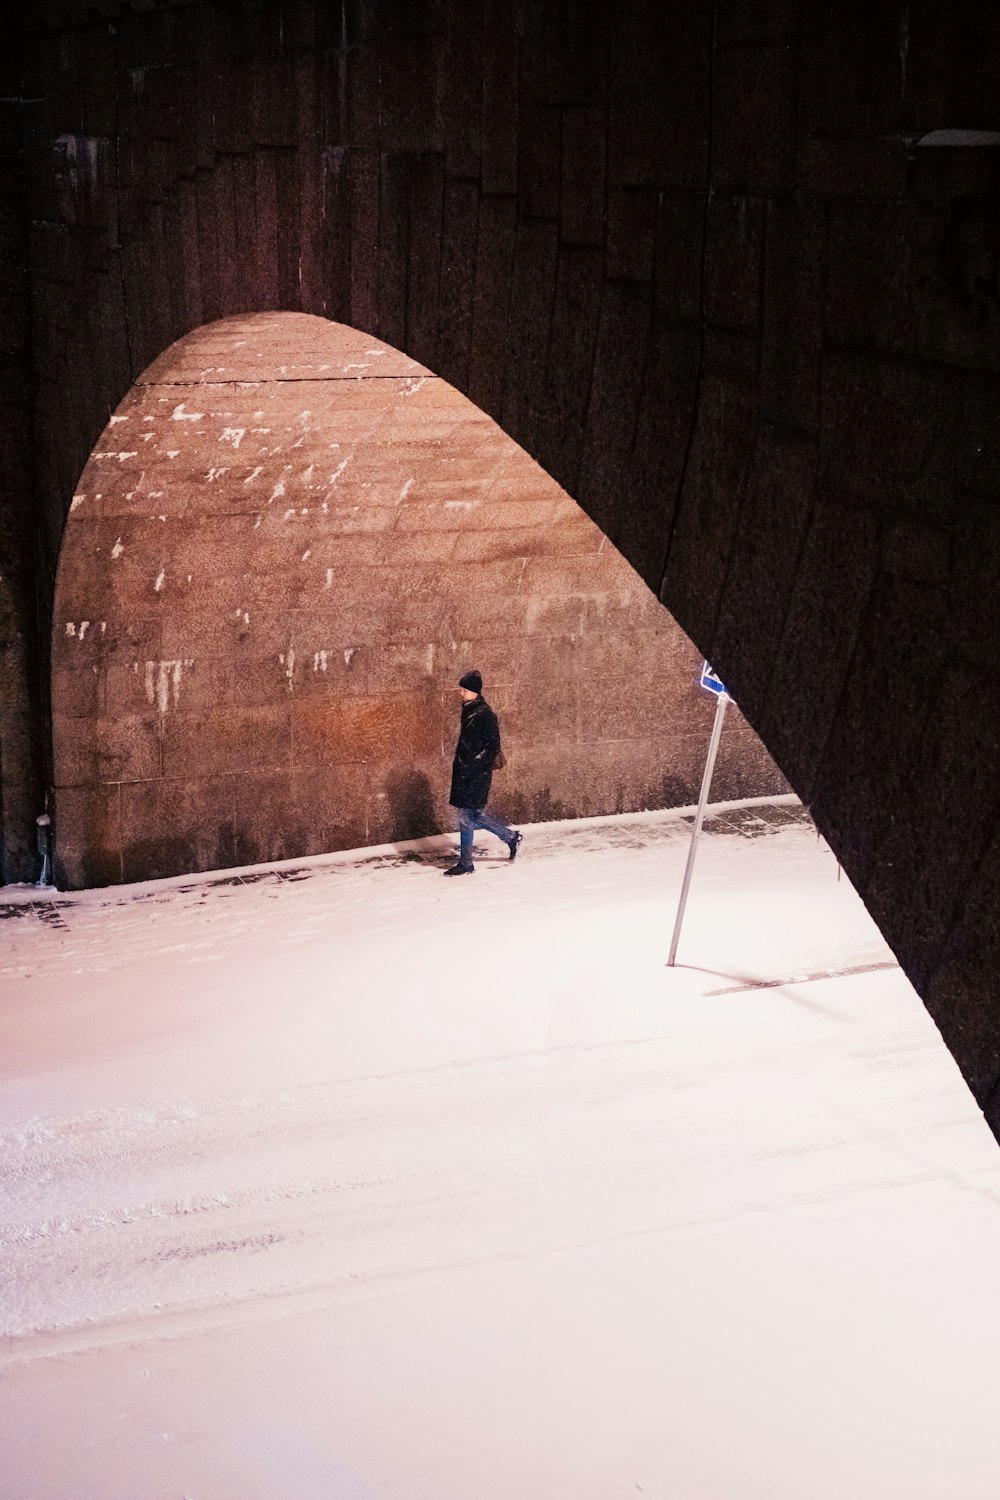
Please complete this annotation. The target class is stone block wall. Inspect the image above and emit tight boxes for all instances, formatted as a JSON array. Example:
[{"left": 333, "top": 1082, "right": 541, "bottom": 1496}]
[
  {"left": 5, "top": 0, "right": 1000, "bottom": 1134},
  {"left": 52, "top": 313, "right": 783, "bottom": 887},
  {"left": 0, "top": 81, "right": 42, "bottom": 882}
]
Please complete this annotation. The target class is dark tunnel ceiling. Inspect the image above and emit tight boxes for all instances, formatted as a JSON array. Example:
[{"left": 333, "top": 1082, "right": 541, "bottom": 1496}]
[{"left": 23, "top": 0, "right": 198, "bottom": 29}]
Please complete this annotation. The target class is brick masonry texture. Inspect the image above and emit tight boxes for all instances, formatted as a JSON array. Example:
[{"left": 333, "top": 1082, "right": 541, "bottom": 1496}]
[
  {"left": 51, "top": 313, "right": 784, "bottom": 887},
  {"left": 4, "top": 1, "right": 1000, "bottom": 1135}
]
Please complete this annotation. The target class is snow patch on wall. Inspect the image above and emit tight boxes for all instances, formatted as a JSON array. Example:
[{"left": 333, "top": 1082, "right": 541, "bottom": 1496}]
[{"left": 143, "top": 659, "right": 194, "bottom": 714}]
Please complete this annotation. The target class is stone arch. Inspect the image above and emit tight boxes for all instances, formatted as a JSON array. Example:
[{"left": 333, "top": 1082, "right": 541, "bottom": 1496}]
[
  {"left": 51, "top": 311, "right": 784, "bottom": 888},
  {"left": 7, "top": 1, "right": 1000, "bottom": 1133}
]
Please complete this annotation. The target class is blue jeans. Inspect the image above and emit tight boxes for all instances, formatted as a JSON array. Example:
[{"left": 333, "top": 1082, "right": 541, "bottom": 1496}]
[{"left": 456, "top": 806, "right": 514, "bottom": 864}]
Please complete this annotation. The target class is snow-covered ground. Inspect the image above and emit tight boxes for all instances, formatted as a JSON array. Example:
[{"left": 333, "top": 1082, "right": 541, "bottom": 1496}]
[{"left": 1, "top": 796, "right": 999, "bottom": 1499}]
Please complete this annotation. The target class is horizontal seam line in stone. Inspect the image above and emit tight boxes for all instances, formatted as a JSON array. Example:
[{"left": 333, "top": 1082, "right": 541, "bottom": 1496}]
[{"left": 135, "top": 375, "right": 443, "bottom": 387}]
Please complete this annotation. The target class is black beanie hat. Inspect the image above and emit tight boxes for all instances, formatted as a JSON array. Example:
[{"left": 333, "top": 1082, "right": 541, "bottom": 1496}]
[{"left": 459, "top": 670, "right": 483, "bottom": 694}]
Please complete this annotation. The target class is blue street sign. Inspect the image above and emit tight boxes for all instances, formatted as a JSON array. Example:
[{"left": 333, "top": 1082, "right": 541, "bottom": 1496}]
[{"left": 700, "top": 661, "right": 728, "bottom": 697}]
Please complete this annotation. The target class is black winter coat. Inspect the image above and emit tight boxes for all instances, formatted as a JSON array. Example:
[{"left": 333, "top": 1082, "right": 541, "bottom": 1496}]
[{"left": 449, "top": 696, "right": 501, "bottom": 810}]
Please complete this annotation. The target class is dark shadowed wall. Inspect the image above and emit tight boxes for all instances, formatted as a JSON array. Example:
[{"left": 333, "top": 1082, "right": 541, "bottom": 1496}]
[
  {"left": 52, "top": 312, "right": 783, "bottom": 886},
  {"left": 3, "top": 1, "right": 1000, "bottom": 1131}
]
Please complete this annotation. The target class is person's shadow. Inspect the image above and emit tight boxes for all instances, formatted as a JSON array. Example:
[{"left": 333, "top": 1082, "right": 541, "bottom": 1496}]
[{"left": 384, "top": 769, "right": 452, "bottom": 866}]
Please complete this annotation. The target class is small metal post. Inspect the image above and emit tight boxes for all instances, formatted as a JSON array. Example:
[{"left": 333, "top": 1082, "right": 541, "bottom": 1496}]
[
  {"left": 668, "top": 690, "right": 729, "bottom": 966},
  {"left": 35, "top": 811, "right": 52, "bottom": 888}
]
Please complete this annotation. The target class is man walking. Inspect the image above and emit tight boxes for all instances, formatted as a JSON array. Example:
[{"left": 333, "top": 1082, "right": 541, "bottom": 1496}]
[{"left": 445, "top": 670, "right": 523, "bottom": 876}]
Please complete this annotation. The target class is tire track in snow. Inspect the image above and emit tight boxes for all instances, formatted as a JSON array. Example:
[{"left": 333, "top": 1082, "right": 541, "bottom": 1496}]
[{"left": 1, "top": 1010, "right": 979, "bottom": 1352}]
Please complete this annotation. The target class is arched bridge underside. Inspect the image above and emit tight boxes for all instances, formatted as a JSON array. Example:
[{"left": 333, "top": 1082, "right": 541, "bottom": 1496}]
[
  {"left": 52, "top": 312, "right": 783, "bottom": 886},
  {"left": 2, "top": 2, "right": 999, "bottom": 1133}
]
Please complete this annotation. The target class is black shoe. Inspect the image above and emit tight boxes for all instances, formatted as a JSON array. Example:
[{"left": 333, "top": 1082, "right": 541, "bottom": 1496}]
[
  {"left": 443, "top": 861, "right": 475, "bottom": 876},
  {"left": 508, "top": 831, "right": 523, "bottom": 861}
]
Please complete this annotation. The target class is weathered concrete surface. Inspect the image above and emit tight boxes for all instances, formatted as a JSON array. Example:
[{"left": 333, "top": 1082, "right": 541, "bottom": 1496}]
[
  {"left": 0, "top": 85, "right": 42, "bottom": 883},
  {"left": 52, "top": 314, "right": 782, "bottom": 886},
  {"left": 3, "top": 1, "right": 1000, "bottom": 1135}
]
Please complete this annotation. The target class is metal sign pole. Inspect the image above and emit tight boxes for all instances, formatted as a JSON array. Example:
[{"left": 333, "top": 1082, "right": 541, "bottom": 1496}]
[{"left": 668, "top": 689, "right": 729, "bottom": 966}]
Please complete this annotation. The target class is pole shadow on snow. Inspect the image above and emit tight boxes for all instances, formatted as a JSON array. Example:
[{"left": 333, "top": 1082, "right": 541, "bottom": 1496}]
[{"left": 671, "top": 963, "right": 858, "bottom": 1019}]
